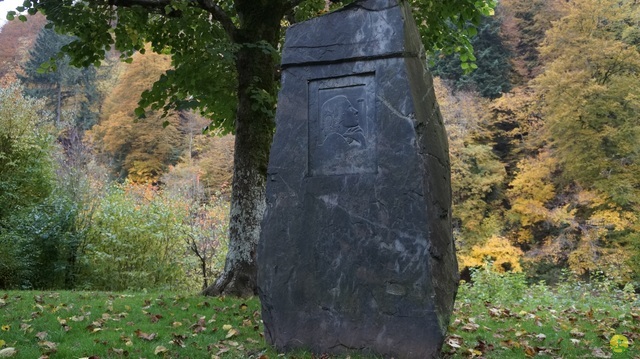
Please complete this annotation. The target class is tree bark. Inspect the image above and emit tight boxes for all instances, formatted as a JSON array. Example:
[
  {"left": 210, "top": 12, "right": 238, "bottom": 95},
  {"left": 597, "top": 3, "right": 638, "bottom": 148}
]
[{"left": 202, "top": 1, "right": 286, "bottom": 297}]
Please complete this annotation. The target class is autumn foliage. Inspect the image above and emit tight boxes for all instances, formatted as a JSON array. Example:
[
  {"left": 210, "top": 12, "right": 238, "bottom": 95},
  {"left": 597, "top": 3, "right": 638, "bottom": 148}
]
[
  {"left": 0, "top": 0, "right": 639, "bottom": 289},
  {"left": 438, "top": 0, "right": 640, "bottom": 283}
]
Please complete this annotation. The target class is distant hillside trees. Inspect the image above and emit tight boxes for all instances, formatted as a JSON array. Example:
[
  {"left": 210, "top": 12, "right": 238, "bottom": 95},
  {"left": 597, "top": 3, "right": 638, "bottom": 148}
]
[
  {"left": 0, "top": 13, "right": 46, "bottom": 85},
  {"left": 88, "top": 50, "right": 185, "bottom": 183}
]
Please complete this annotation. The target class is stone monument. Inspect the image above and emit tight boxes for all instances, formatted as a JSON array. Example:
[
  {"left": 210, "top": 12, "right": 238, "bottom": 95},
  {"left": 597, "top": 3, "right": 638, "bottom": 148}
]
[{"left": 257, "top": 0, "right": 458, "bottom": 358}]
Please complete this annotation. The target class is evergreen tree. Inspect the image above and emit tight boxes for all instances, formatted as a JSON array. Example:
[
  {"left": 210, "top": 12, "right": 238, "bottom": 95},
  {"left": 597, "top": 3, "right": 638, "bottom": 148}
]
[{"left": 20, "top": 26, "right": 99, "bottom": 129}]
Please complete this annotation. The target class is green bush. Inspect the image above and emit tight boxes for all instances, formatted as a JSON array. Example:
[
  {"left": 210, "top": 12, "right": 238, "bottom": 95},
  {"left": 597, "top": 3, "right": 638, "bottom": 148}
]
[
  {"left": 0, "top": 86, "right": 56, "bottom": 222},
  {"left": 460, "top": 266, "right": 528, "bottom": 304},
  {"left": 80, "top": 184, "right": 198, "bottom": 291},
  {"left": 0, "top": 86, "right": 78, "bottom": 289},
  {"left": 0, "top": 192, "right": 85, "bottom": 289}
]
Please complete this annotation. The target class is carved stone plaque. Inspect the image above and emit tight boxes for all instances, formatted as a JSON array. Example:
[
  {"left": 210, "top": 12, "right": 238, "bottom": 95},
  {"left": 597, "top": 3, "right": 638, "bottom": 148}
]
[{"left": 309, "top": 74, "right": 376, "bottom": 176}]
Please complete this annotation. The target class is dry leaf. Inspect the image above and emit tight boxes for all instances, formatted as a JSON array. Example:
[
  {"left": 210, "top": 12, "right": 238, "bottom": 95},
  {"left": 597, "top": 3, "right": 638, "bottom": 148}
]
[
  {"left": 0, "top": 348, "right": 17, "bottom": 357},
  {"left": 134, "top": 329, "right": 157, "bottom": 341},
  {"left": 461, "top": 322, "right": 479, "bottom": 332},
  {"left": 570, "top": 338, "right": 580, "bottom": 346},
  {"left": 591, "top": 347, "right": 612, "bottom": 358},
  {"left": 524, "top": 345, "right": 536, "bottom": 357},
  {"left": 154, "top": 345, "right": 168, "bottom": 355},
  {"left": 149, "top": 314, "right": 163, "bottom": 323},
  {"left": 570, "top": 328, "right": 585, "bottom": 338},
  {"left": 226, "top": 328, "right": 239, "bottom": 339}
]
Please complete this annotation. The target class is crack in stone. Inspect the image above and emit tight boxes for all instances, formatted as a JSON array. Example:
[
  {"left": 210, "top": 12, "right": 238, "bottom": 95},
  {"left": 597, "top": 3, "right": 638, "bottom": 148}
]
[
  {"left": 376, "top": 94, "right": 415, "bottom": 124},
  {"left": 423, "top": 152, "right": 449, "bottom": 170}
]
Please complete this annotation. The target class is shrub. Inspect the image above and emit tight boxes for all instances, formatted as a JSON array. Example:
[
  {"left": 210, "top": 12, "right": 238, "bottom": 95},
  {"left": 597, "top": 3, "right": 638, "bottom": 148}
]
[
  {"left": 80, "top": 183, "right": 197, "bottom": 291},
  {"left": 460, "top": 265, "right": 528, "bottom": 304}
]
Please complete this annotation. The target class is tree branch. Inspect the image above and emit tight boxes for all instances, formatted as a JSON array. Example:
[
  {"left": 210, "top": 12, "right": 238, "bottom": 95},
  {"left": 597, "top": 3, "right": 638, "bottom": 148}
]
[
  {"left": 197, "top": 0, "right": 237, "bottom": 38},
  {"left": 106, "top": 0, "right": 237, "bottom": 38}
]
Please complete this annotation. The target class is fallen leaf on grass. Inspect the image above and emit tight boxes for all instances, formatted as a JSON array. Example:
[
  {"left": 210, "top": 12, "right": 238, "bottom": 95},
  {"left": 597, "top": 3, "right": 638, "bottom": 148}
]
[
  {"left": 570, "top": 338, "right": 580, "bottom": 346},
  {"left": 170, "top": 333, "right": 187, "bottom": 347},
  {"left": 226, "top": 328, "right": 239, "bottom": 339},
  {"left": 154, "top": 345, "right": 168, "bottom": 355},
  {"left": 134, "top": 329, "right": 157, "bottom": 341},
  {"left": 466, "top": 348, "right": 482, "bottom": 357},
  {"left": 570, "top": 328, "right": 585, "bottom": 338},
  {"left": 38, "top": 341, "right": 57, "bottom": 351},
  {"left": 499, "top": 339, "right": 520, "bottom": 349},
  {"left": 36, "top": 332, "right": 48, "bottom": 340},
  {"left": 0, "top": 348, "right": 16, "bottom": 357},
  {"left": 461, "top": 322, "right": 479, "bottom": 332},
  {"left": 0, "top": 340, "right": 5, "bottom": 347},
  {"left": 446, "top": 335, "right": 463, "bottom": 349},
  {"left": 591, "top": 347, "right": 612, "bottom": 358},
  {"left": 108, "top": 348, "right": 127, "bottom": 357},
  {"left": 524, "top": 345, "right": 536, "bottom": 357}
]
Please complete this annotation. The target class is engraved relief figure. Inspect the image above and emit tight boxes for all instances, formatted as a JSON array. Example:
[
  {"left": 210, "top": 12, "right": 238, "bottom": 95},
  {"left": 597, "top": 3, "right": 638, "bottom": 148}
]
[{"left": 319, "top": 95, "right": 367, "bottom": 150}]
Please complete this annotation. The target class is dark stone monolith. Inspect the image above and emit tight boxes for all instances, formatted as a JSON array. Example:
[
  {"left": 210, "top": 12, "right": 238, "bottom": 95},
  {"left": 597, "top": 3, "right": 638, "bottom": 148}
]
[{"left": 257, "top": 1, "right": 458, "bottom": 358}]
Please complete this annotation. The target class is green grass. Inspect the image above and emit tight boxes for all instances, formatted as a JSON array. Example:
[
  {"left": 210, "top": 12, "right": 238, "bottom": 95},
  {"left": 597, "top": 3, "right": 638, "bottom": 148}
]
[
  {"left": 0, "top": 291, "right": 268, "bottom": 358},
  {"left": 446, "top": 277, "right": 640, "bottom": 358},
  {"left": 0, "top": 274, "right": 638, "bottom": 358}
]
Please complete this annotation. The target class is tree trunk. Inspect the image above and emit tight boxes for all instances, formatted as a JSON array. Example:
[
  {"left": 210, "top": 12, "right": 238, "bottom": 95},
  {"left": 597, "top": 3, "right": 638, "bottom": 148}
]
[{"left": 202, "top": 2, "right": 284, "bottom": 297}]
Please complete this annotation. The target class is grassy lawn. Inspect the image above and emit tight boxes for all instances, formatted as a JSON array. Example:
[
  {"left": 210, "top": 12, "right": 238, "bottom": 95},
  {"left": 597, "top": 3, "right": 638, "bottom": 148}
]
[{"left": 0, "top": 273, "right": 638, "bottom": 358}]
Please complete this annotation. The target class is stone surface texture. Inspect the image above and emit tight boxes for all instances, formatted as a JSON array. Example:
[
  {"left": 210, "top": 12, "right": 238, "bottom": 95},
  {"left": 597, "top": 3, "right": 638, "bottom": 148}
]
[{"left": 258, "top": 1, "right": 458, "bottom": 358}]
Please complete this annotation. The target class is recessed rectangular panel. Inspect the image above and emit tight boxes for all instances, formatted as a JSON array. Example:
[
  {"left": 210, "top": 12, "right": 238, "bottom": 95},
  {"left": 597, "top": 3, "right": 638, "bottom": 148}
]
[{"left": 308, "top": 74, "right": 376, "bottom": 176}]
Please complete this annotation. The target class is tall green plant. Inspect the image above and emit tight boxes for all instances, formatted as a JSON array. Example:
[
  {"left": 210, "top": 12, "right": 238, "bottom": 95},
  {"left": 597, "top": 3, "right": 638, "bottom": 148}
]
[
  {"left": 0, "top": 86, "right": 85, "bottom": 289},
  {"left": 81, "top": 184, "right": 196, "bottom": 291},
  {"left": 0, "top": 85, "right": 55, "bottom": 226}
]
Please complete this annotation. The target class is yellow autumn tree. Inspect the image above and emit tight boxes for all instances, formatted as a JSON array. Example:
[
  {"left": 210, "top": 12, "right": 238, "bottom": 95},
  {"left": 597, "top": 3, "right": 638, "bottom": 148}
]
[
  {"left": 522, "top": 0, "right": 640, "bottom": 281},
  {"left": 89, "top": 49, "right": 185, "bottom": 183},
  {"left": 459, "top": 235, "right": 524, "bottom": 273},
  {"left": 434, "top": 78, "right": 509, "bottom": 269}
]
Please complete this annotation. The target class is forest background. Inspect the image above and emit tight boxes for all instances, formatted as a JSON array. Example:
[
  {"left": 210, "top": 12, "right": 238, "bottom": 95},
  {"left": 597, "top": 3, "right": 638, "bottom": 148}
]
[{"left": 0, "top": 0, "right": 639, "bottom": 293}]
